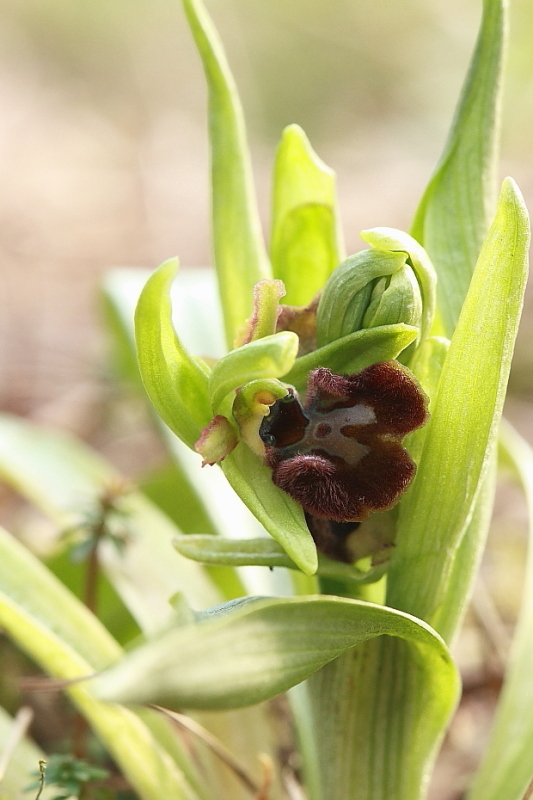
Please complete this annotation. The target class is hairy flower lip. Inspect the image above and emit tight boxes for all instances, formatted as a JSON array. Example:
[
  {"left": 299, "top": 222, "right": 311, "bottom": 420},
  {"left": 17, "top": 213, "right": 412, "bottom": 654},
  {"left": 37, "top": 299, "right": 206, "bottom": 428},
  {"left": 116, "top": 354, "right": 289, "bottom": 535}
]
[{"left": 259, "top": 361, "right": 429, "bottom": 525}]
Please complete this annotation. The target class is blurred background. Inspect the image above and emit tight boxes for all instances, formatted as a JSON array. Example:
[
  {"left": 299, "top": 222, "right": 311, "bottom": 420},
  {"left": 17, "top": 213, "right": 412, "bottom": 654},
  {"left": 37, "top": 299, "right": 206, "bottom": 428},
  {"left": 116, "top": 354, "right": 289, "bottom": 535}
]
[{"left": 0, "top": 0, "right": 532, "bottom": 797}]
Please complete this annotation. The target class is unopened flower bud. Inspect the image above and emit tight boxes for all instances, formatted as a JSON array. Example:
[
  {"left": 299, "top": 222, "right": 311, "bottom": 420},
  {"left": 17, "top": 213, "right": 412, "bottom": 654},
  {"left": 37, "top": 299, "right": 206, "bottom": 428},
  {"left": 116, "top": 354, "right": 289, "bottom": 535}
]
[{"left": 316, "top": 248, "right": 422, "bottom": 348}]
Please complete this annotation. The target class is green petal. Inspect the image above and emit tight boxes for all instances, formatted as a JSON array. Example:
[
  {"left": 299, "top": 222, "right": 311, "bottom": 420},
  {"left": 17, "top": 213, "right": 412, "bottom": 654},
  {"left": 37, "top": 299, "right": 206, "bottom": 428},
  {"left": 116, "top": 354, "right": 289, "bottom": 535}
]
[{"left": 209, "top": 331, "right": 299, "bottom": 412}]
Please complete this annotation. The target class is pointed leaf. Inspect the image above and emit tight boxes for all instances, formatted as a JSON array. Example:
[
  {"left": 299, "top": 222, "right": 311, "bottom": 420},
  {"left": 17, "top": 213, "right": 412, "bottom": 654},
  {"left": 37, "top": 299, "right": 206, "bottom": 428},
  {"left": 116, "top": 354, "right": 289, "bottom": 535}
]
[
  {"left": 181, "top": 0, "right": 270, "bottom": 347},
  {"left": 0, "top": 414, "right": 219, "bottom": 633},
  {"left": 90, "top": 594, "right": 459, "bottom": 714},
  {"left": 411, "top": 0, "right": 507, "bottom": 335},
  {"left": 271, "top": 124, "right": 344, "bottom": 305},
  {"left": 467, "top": 424, "right": 533, "bottom": 800},
  {"left": 387, "top": 178, "right": 529, "bottom": 635},
  {"left": 0, "top": 526, "right": 203, "bottom": 800}
]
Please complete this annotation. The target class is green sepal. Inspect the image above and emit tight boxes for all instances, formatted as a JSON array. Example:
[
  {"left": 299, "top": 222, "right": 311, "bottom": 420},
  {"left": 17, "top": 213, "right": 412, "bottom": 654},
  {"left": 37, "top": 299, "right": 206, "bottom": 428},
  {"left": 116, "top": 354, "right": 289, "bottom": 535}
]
[
  {"left": 221, "top": 443, "right": 317, "bottom": 576},
  {"left": 209, "top": 331, "right": 299, "bottom": 413},
  {"left": 271, "top": 124, "right": 344, "bottom": 306},
  {"left": 285, "top": 323, "right": 418, "bottom": 393},
  {"left": 360, "top": 227, "right": 437, "bottom": 345},
  {"left": 134, "top": 259, "right": 212, "bottom": 449},
  {"left": 362, "top": 265, "right": 422, "bottom": 331},
  {"left": 173, "top": 535, "right": 387, "bottom": 586}
]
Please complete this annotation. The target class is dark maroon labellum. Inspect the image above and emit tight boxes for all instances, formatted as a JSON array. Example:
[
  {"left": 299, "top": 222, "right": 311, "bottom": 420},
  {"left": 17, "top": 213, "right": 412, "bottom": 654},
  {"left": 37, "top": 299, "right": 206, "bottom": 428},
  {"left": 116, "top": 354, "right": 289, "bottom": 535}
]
[{"left": 259, "top": 362, "right": 429, "bottom": 528}]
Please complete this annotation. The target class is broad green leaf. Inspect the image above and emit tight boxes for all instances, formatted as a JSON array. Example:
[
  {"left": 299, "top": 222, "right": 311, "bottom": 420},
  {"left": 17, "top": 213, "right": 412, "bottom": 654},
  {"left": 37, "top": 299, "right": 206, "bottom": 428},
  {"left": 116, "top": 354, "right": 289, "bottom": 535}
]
[
  {"left": 0, "top": 414, "right": 219, "bottom": 633},
  {"left": 411, "top": 0, "right": 507, "bottom": 336},
  {"left": 134, "top": 259, "right": 212, "bottom": 449},
  {"left": 209, "top": 331, "right": 299, "bottom": 412},
  {"left": 173, "top": 535, "right": 387, "bottom": 586},
  {"left": 271, "top": 124, "right": 344, "bottom": 305},
  {"left": 387, "top": 178, "right": 529, "bottom": 636},
  {"left": 221, "top": 443, "right": 317, "bottom": 576},
  {"left": 0, "top": 526, "right": 204, "bottom": 800},
  {"left": 360, "top": 227, "right": 437, "bottom": 346},
  {"left": 285, "top": 323, "right": 418, "bottom": 393},
  {"left": 467, "top": 423, "right": 533, "bottom": 800},
  {"left": 294, "top": 634, "right": 458, "bottom": 800},
  {"left": 90, "top": 594, "right": 459, "bottom": 715},
  {"left": 181, "top": 0, "right": 271, "bottom": 347}
]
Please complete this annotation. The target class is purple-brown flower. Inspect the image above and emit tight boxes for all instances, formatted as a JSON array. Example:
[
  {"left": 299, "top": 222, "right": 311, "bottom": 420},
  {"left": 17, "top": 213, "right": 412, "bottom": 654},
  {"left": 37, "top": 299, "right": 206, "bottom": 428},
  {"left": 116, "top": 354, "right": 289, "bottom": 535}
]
[{"left": 259, "top": 361, "right": 428, "bottom": 523}]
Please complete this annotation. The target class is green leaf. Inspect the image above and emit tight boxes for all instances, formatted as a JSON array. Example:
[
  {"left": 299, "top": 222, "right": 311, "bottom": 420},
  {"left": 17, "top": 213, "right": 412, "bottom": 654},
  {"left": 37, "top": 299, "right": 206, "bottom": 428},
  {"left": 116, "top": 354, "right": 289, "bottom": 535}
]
[
  {"left": 0, "top": 526, "right": 203, "bottom": 800},
  {"left": 0, "top": 413, "right": 220, "bottom": 633},
  {"left": 134, "top": 259, "right": 212, "bottom": 449},
  {"left": 270, "top": 124, "right": 344, "bottom": 305},
  {"left": 410, "top": 0, "right": 507, "bottom": 336},
  {"left": 294, "top": 634, "right": 457, "bottom": 800},
  {"left": 181, "top": 0, "right": 270, "bottom": 348},
  {"left": 284, "top": 323, "right": 418, "bottom": 393},
  {"left": 173, "top": 535, "right": 387, "bottom": 586},
  {"left": 221, "top": 443, "right": 317, "bottom": 576},
  {"left": 89, "top": 594, "right": 459, "bottom": 714},
  {"left": 387, "top": 178, "right": 529, "bottom": 637},
  {"left": 209, "top": 331, "right": 299, "bottom": 412},
  {"left": 466, "top": 423, "right": 533, "bottom": 800}
]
